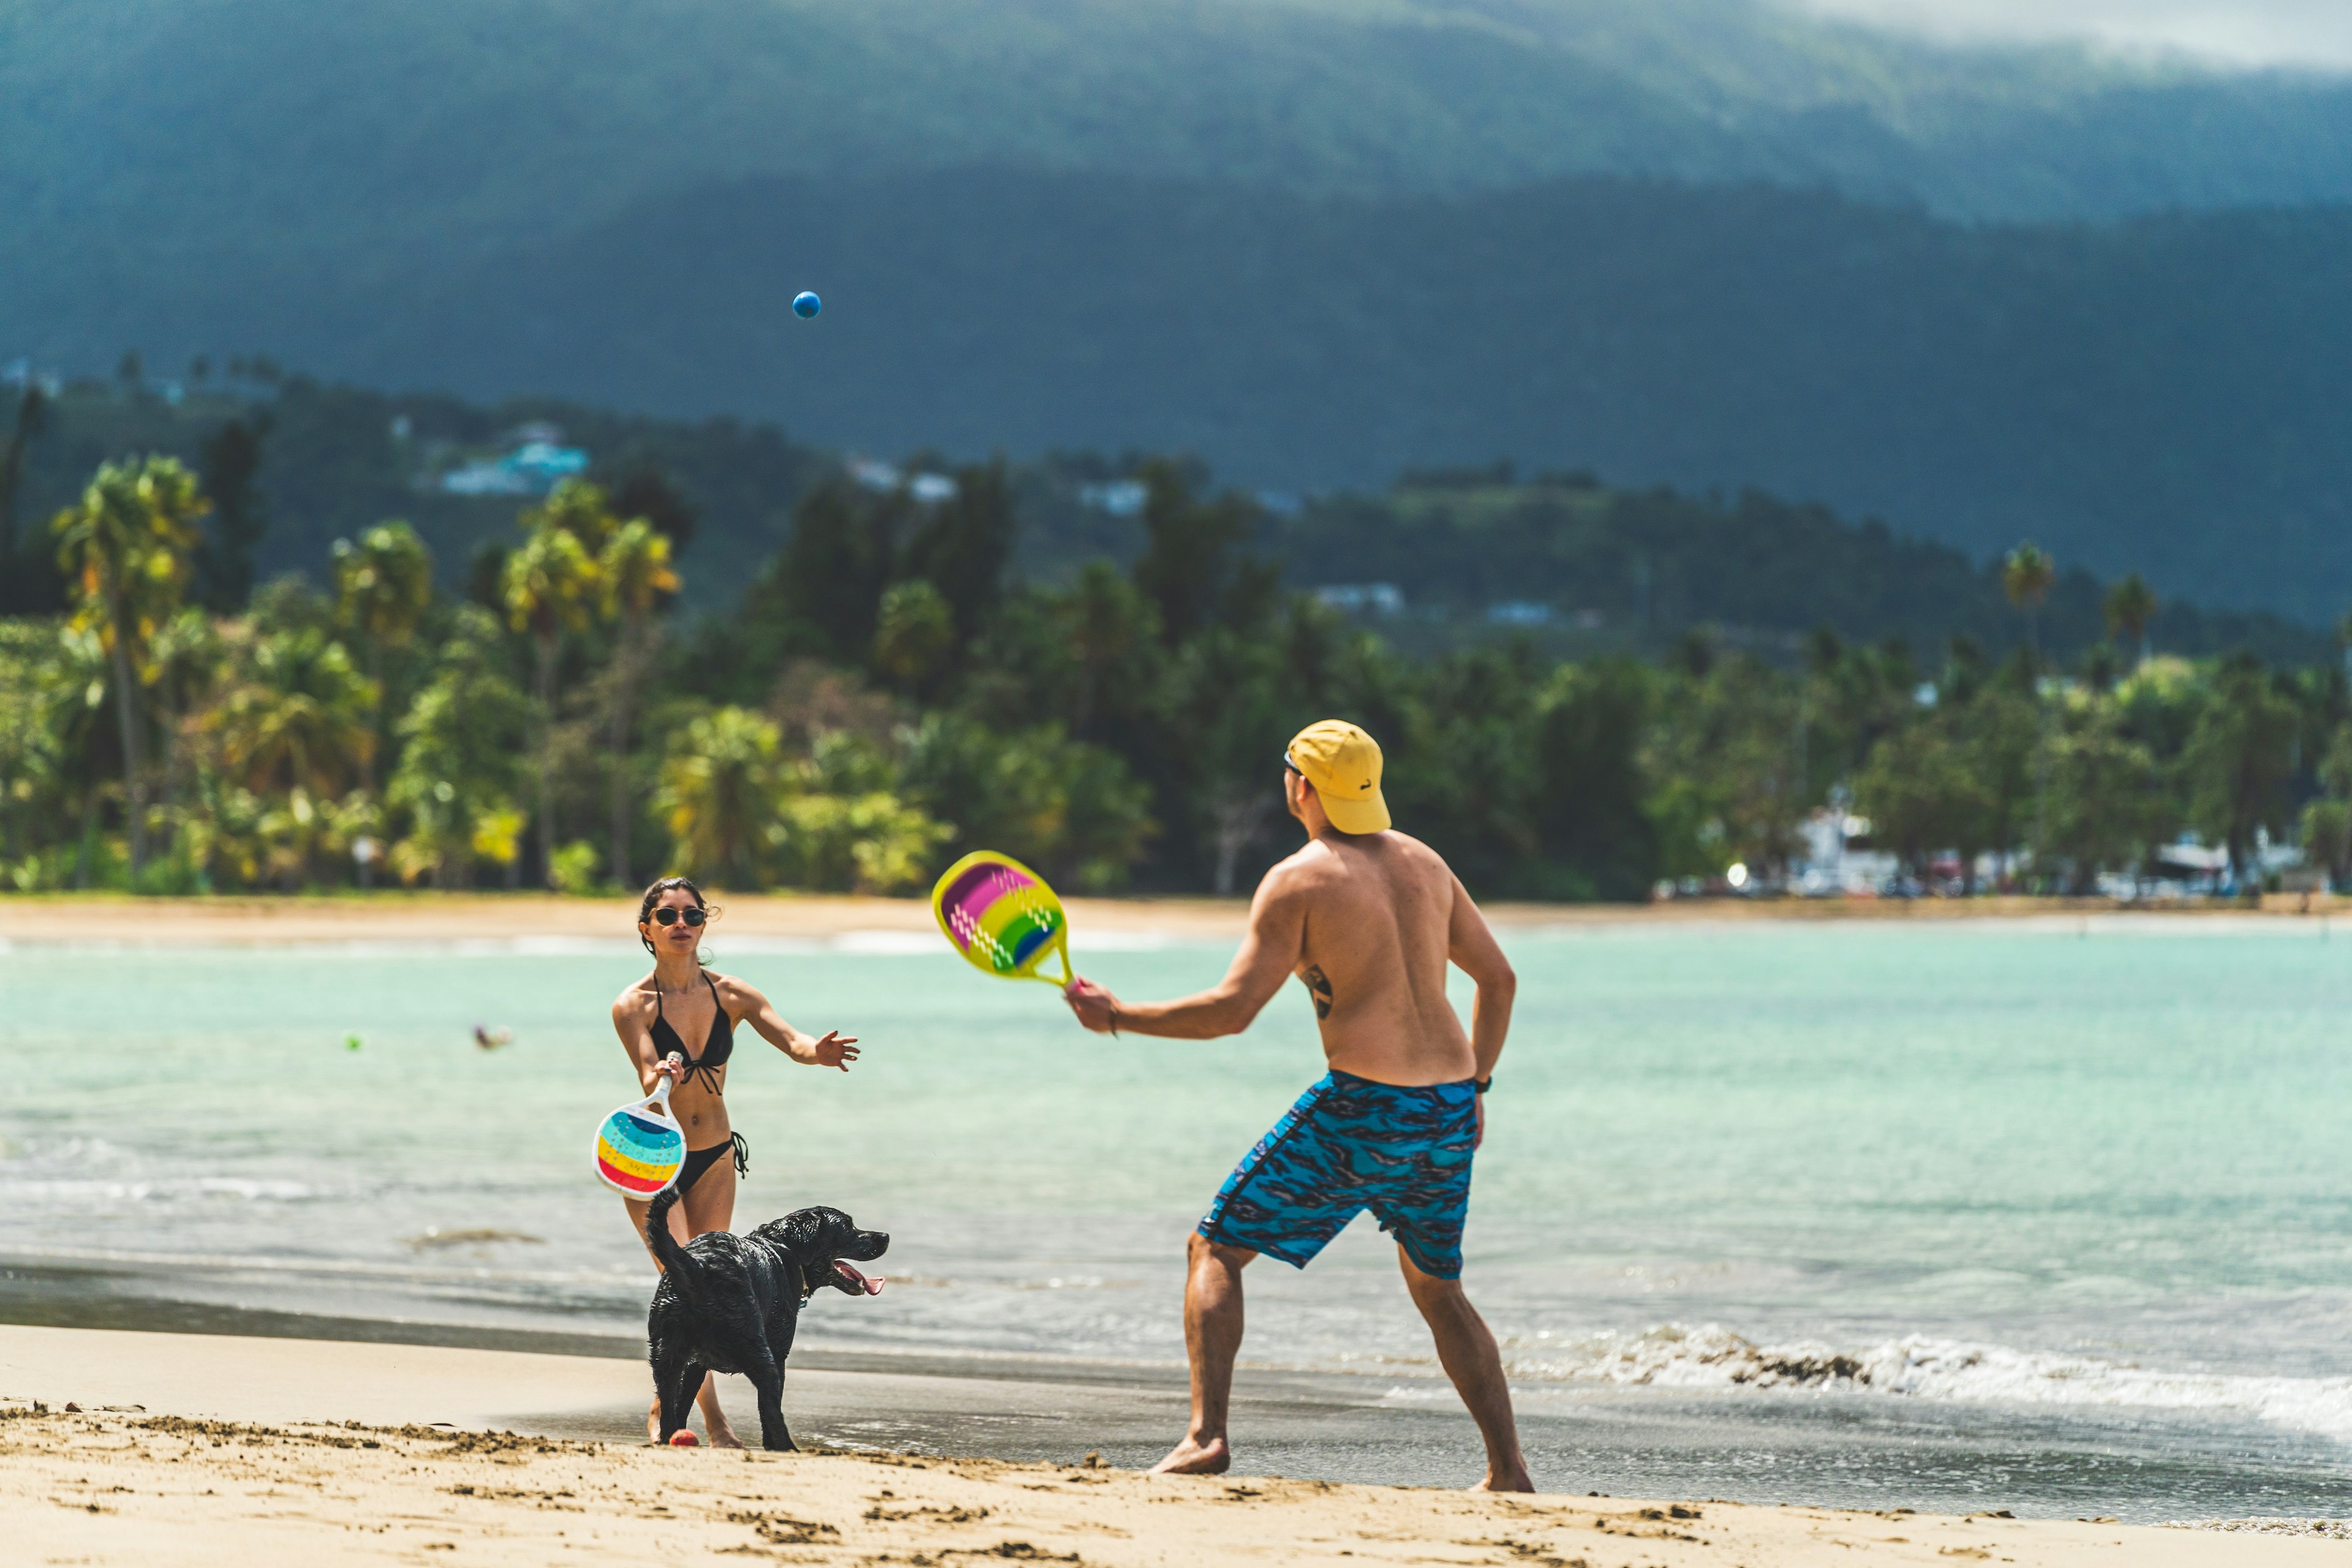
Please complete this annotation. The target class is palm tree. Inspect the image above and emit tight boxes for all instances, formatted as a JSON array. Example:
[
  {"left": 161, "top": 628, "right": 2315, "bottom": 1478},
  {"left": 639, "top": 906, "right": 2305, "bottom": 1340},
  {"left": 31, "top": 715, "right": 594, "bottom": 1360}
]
[
  {"left": 501, "top": 516, "right": 602, "bottom": 886},
  {"left": 147, "top": 606, "right": 222, "bottom": 844},
  {"left": 532, "top": 477, "right": 624, "bottom": 553},
  {"left": 2103, "top": 573, "right": 2157, "bottom": 669},
  {"left": 2001, "top": 543, "right": 2057, "bottom": 665},
  {"left": 2001, "top": 542, "right": 2057, "bottom": 887},
  {"left": 598, "top": 518, "right": 678, "bottom": 886},
  {"left": 654, "top": 707, "right": 785, "bottom": 887},
  {"left": 50, "top": 457, "right": 208, "bottom": 879},
  {"left": 208, "top": 627, "right": 379, "bottom": 800},
  {"left": 332, "top": 521, "right": 434, "bottom": 788},
  {"left": 0, "top": 382, "right": 48, "bottom": 563}
]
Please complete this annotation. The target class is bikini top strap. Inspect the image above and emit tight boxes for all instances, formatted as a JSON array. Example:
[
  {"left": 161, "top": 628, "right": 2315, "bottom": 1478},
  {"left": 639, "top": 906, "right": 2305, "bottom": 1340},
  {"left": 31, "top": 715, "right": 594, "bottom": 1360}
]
[{"left": 704, "top": 971, "right": 726, "bottom": 1026}]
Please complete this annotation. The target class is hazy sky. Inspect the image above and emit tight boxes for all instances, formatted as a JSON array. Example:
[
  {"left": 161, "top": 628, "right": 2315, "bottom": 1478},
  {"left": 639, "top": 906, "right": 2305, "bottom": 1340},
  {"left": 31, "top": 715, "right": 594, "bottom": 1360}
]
[{"left": 1791, "top": 1, "right": 2352, "bottom": 69}]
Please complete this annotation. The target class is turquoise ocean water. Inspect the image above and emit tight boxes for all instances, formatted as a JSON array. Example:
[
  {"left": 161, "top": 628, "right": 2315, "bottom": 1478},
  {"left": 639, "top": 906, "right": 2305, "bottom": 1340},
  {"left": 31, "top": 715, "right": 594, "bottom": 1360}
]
[{"left": 6, "top": 916, "right": 2351, "bottom": 1511}]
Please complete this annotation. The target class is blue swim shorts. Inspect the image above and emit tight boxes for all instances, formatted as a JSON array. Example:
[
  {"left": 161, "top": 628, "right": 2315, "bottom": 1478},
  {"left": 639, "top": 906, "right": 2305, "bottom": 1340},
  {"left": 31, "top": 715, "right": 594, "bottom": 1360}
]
[{"left": 1197, "top": 1069, "right": 1479, "bottom": 1280}]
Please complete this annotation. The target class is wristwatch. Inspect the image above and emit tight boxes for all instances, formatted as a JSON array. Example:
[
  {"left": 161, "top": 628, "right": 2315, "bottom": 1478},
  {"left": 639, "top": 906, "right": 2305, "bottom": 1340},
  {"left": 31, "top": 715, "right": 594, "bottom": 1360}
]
[{"left": 1473, "top": 1076, "right": 1492, "bottom": 1095}]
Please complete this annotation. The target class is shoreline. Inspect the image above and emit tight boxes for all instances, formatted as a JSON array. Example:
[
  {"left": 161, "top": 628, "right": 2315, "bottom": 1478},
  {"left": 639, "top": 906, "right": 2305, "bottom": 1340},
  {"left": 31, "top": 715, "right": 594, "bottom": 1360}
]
[
  {"left": 9, "top": 1270, "right": 2352, "bottom": 1527},
  {"left": 0, "top": 888, "right": 2342, "bottom": 946},
  {"left": 1, "top": 1325, "right": 2341, "bottom": 1566}
]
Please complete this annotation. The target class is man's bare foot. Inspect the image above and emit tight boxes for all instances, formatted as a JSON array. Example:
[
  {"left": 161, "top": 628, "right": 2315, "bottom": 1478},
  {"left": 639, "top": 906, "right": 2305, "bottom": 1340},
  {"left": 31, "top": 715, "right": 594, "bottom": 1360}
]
[
  {"left": 1470, "top": 1469, "right": 1536, "bottom": 1493},
  {"left": 1150, "top": 1436, "right": 1231, "bottom": 1475}
]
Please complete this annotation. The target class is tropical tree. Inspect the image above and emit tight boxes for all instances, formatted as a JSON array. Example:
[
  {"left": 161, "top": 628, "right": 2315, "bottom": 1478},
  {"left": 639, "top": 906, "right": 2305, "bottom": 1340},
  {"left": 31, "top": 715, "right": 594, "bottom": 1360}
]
[
  {"left": 2103, "top": 573, "right": 2157, "bottom": 669},
  {"left": 0, "top": 382, "right": 47, "bottom": 564},
  {"left": 331, "top": 521, "right": 434, "bottom": 785},
  {"left": 900, "top": 712, "right": 1154, "bottom": 891},
  {"left": 1156, "top": 627, "right": 1298, "bottom": 895},
  {"left": 206, "top": 627, "right": 379, "bottom": 799},
  {"left": 1854, "top": 717, "right": 1995, "bottom": 890},
  {"left": 147, "top": 606, "right": 223, "bottom": 835},
  {"left": 197, "top": 416, "right": 270, "bottom": 610},
  {"left": 598, "top": 516, "right": 679, "bottom": 886},
  {"left": 655, "top": 706, "right": 788, "bottom": 886},
  {"left": 2300, "top": 799, "right": 2352, "bottom": 891},
  {"left": 2044, "top": 710, "right": 2168, "bottom": 894},
  {"left": 2184, "top": 657, "right": 2301, "bottom": 886},
  {"left": 1999, "top": 544, "right": 2059, "bottom": 874},
  {"left": 1132, "top": 459, "right": 1278, "bottom": 647},
  {"left": 385, "top": 606, "right": 531, "bottom": 889},
  {"left": 873, "top": 579, "right": 956, "bottom": 695},
  {"left": 2001, "top": 542, "right": 2057, "bottom": 663},
  {"left": 500, "top": 510, "right": 603, "bottom": 884},
  {"left": 50, "top": 456, "right": 208, "bottom": 878},
  {"left": 532, "top": 477, "right": 625, "bottom": 553},
  {"left": 774, "top": 788, "right": 951, "bottom": 893}
]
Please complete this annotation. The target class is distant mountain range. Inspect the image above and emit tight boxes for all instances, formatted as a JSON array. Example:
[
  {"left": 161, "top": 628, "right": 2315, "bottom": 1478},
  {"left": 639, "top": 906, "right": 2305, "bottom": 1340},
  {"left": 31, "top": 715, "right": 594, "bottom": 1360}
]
[
  {"left": 349, "top": 170, "right": 2351, "bottom": 623},
  {"left": 8, "top": 0, "right": 2352, "bottom": 619}
]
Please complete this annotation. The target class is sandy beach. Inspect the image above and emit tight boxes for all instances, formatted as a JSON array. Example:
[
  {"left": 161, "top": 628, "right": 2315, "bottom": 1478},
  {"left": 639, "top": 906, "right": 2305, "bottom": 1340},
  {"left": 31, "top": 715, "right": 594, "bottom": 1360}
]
[
  {"left": 0, "top": 888, "right": 2341, "bottom": 947},
  {"left": 4, "top": 1325, "right": 2339, "bottom": 1567}
]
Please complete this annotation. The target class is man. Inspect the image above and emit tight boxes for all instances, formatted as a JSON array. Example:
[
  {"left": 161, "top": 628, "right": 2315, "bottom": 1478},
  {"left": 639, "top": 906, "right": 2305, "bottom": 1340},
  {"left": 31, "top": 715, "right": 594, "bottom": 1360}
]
[{"left": 1063, "top": 719, "right": 1532, "bottom": 1491}]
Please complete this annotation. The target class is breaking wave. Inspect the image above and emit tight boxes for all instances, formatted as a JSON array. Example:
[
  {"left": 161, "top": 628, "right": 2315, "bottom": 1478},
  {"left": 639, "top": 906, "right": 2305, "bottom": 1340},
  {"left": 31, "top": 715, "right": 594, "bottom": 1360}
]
[{"left": 1501, "top": 1323, "right": 2352, "bottom": 1439}]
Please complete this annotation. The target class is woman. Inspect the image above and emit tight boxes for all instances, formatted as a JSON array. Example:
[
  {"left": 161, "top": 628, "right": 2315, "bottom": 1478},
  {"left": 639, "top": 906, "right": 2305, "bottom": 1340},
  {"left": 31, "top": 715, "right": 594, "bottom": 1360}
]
[{"left": 612, "top": 875, "right": 861, "bottom": 1446}]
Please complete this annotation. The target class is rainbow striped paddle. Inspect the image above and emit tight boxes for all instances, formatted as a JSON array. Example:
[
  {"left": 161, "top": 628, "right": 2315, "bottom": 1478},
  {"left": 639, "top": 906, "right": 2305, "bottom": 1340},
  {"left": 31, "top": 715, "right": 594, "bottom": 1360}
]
[
  {"left": 930, "top": 850, "right": 1074, "bottom": 989},
  {"left": 592, "top": 1063, "right": 687, "bottom": 1197}
]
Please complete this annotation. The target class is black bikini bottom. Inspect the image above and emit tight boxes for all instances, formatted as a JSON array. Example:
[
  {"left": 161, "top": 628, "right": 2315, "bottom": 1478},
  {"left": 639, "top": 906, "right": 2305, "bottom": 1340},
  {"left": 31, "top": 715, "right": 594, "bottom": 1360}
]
[{"left": 681, "top": 1132, "right": 750, "bottom": 1192}]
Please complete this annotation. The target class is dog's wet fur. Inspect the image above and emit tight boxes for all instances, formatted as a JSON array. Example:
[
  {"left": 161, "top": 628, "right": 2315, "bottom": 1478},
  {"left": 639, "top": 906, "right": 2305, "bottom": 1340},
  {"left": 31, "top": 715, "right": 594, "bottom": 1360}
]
[{"left": 644, "top": 1185, "right": 889, "bottom": 1450}]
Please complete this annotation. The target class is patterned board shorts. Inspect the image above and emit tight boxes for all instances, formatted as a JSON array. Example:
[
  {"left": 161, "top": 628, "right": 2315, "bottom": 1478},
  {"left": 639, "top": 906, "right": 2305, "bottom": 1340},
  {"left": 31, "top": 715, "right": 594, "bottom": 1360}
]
[{"left": 1197, "top": 1068, "right": 1479, "bottom": 1280}]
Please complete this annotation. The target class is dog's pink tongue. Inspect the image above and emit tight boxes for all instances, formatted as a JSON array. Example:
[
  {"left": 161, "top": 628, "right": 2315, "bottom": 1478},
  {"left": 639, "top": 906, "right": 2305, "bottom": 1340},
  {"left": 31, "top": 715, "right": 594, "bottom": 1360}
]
[{"left": 834, "top": 1261, "right": 885, "bottom": 1295}]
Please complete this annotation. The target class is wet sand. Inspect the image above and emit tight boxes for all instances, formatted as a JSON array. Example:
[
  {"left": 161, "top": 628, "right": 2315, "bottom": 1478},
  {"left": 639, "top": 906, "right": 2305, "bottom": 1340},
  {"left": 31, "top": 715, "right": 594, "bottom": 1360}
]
[{"left": 4, "top": 1325, "right": 2336, "bottom": 1567}]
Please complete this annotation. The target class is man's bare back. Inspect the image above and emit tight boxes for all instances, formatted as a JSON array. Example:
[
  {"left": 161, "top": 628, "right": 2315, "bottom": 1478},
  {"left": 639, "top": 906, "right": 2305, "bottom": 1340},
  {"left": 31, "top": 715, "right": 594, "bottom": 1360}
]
[
  {"left": 1060, "top": 720, "right": 1531, "bottom": 1491},
  {"left": 1276, "top": 829, "right": 1480, "bottom": 1087}
]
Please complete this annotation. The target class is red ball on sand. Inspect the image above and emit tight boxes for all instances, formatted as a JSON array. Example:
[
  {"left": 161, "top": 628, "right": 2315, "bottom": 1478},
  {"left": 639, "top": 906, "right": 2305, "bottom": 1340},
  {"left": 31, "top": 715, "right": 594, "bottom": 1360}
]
[{"left": 669, "top": 1431, "right": 700, "bottom": 1447}]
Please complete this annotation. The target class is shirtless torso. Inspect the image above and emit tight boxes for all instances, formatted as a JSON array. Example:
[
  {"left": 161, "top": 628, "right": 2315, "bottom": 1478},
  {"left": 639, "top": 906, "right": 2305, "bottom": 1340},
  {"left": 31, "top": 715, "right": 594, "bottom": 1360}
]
[
  {"left": 1063, "top": 817, "right": 1512, "bottom": 1096},
  {"left": 1268, "top": 828, "right": 1483, "bottom": 1087},
  {"left": 1060, "top": 728, "right": 1529, "bottom": 1490}
]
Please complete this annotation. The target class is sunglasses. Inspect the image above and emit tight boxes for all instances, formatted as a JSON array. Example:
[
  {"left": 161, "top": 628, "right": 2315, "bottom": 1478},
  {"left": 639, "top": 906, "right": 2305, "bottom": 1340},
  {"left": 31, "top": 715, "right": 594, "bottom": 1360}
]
[{"left": 649, "top": 907, "right": 707, "bottom": 927}]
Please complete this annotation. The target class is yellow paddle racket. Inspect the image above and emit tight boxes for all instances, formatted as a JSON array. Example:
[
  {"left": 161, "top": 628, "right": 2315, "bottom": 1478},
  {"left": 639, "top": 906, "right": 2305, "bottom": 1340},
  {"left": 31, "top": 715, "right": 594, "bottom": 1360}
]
[{"left": 930, "top": 850, "right": 1074, "bottom": 989}]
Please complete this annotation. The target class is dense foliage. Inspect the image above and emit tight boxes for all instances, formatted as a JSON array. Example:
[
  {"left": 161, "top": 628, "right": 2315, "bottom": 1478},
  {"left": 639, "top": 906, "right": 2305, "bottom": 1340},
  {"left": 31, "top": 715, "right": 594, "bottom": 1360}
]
[{"left": 8, "top": 444, "right": 2348, "bottom": 903}]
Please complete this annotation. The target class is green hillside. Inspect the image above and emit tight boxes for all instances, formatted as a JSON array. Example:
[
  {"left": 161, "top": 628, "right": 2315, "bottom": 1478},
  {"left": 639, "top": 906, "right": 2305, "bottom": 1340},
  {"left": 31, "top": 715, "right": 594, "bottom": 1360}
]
[
  {"left": 10, "top": 0, "right": 2352, "bottom": 376},
  {"left": 321, "top": 169, "right": 2352, "bottom": 624}
]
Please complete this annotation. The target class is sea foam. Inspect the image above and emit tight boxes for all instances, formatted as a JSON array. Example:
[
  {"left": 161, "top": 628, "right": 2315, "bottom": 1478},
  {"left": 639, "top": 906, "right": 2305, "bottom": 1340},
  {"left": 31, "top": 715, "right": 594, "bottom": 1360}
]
[{"left": 1503, "top": 1322, "right": 2352, "bottom": 1439}]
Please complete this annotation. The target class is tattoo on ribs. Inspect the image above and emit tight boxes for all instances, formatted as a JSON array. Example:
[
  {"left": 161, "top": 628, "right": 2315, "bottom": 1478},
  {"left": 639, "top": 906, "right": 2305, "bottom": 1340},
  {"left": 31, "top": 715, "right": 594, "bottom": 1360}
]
[{"left": 1302, "top": 964, "right": 1334, "bottom": 1019}]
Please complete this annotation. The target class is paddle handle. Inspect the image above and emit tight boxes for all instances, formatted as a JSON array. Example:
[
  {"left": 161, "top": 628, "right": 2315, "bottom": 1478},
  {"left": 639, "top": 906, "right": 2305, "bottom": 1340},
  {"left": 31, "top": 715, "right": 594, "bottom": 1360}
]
[
  {"left": 1022, "top": 933, "right": 1076, "bottom": 989},
  {"left": 643, "top": 1054, "right": 684, "bottom": 1112}
]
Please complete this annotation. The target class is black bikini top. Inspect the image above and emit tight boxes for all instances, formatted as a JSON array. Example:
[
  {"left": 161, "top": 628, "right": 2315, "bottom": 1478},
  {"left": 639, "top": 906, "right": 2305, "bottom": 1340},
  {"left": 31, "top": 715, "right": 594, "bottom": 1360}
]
[{"left": 652, "top": 973, "right": 734, "bottom": 1091}]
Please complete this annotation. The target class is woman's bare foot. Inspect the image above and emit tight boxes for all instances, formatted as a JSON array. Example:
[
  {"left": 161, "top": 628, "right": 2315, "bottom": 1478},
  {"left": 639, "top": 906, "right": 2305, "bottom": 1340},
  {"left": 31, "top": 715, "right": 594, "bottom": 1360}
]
[
  {"left": 1469, "top": 1468, "right": 1536, "bottom": 1493},
  {"left": 1150, "top": 1435, "right": 1231, "bottom": 1474},
  {"left": 705, "top": 1421, "right": 745, "bottom": 1450}
]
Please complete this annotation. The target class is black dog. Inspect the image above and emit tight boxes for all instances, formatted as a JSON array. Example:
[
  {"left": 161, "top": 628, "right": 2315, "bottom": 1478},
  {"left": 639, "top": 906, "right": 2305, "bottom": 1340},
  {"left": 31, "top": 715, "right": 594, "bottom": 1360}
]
[{"left": 644, "top": 1184, "right": 888, "bottom": 1450}]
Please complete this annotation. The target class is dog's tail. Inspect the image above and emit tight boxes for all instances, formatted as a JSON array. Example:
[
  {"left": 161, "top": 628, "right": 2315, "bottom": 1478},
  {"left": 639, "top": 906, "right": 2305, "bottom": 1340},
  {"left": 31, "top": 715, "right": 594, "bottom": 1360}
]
[{"left": 644, "top": 1185, "right": 707, "bottom": 1301}]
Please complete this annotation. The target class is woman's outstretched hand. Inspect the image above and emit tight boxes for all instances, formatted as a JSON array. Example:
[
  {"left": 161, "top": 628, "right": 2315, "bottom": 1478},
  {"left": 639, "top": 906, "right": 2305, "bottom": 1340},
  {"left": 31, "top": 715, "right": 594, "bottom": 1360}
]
[{"left": 807, "top": 1030, "right": 861, "bottom": 1071}]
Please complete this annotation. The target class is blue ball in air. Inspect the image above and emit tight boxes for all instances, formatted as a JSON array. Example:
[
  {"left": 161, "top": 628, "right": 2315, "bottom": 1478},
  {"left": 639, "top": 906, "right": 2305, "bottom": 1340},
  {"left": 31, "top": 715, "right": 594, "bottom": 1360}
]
[{"left": 793, "top": 290, "right": 822, "bottom": 319}]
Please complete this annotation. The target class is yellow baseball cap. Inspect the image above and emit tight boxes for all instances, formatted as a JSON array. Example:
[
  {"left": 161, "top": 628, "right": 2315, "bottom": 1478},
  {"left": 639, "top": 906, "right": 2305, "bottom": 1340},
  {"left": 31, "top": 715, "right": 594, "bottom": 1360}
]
[{"left": 1286, "top": 720, "right": 1390, "bottom": 834}]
